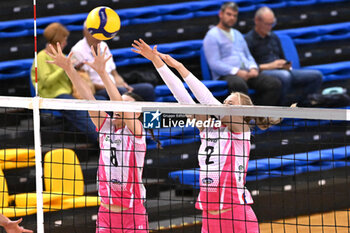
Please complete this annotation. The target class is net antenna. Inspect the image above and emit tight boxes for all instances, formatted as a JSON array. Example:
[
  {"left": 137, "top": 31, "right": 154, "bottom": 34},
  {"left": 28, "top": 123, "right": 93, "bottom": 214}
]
[
  {"left": 33, "top": 0, "right": 44, "bottom": 232},
  {"left": 33, "top": 0, "right": 38, "bottom": 97}
]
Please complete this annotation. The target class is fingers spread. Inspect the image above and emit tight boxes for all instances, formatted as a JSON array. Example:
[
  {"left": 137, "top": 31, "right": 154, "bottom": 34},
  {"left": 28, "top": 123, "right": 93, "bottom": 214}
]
[
  {"left": 97, "top": 43, "right": 101, "bottom": 56},
  {"left": 131, "top": 43, "right": 139, "bottom": 49},
  {"left": 46, "top": 50, "right": 55, "bottom": 58},
  {"left": 15, "top": 218, "right": 23, "bottom": 224},
  {"left": 106, "top": 54, "right": 112, "bottom": 62},
  {"left": 67, "top": 52, "right": 74, "bottom": 60},
  {"left": 56, "top": 42, "right": 62, "bottom": 54},
  {"left": 152, "top": 45, "right": 158, "bottom": 52},
  {"left": 131, "top": 49, "right": 141, "bottom": 54},
  {"left": 48, "top": 44, "right": 57, "bottom": 55},
  {"left": 102, "top": 46, "right": 107, "bottom": 57},
  {"left": 90, "top": 45, "right": 96, "bottom": 57},
  {"left": 133, "top": 40, "right": 142, "bottom": 47}
]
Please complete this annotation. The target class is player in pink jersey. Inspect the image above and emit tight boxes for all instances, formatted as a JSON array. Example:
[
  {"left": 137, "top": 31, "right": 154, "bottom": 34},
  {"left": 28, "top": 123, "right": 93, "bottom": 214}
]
[
  {"left": 47, "top": 42, "right": 149, "bottom": 232},
  {"left": 132, "top": 39, "right": 281, "bottom": 233}
]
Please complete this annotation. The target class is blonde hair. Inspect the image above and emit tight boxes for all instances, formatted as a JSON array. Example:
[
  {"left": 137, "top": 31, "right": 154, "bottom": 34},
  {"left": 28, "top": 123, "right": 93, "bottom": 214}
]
[
  {"left": 43, "top": 23, "right": 69, "bottom": 45},
  {"left": 232, "top": 92, "right": 281, "bottom": 130}
]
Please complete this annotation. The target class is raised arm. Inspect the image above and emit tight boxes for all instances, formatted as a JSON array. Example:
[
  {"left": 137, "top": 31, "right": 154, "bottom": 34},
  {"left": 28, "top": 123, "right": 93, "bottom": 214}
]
[
  {"left": 155, "top": 50, "right": 252, "bottom": 132},
  {"left": 85, "top": 45, "right": 142, "bottom": 136},
  {"left": 132, "top": 39, "right": 212, "bottom": 131},
  {"left": 131, "top": 39, "right": 195, "bottom": 105},
  {"left": 46, "top": 43, "right": 107, "bottom": 128},
  {"left": 155, "top": 51, "right": 222, "bottom": 106}
]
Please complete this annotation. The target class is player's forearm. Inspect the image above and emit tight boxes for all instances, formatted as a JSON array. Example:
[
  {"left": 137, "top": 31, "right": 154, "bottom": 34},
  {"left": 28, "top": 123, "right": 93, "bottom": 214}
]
[
  {"left": 65, "top": 66, "right": 95, "bottom": 100},
  {"left": 174, "top": 63, "right": 190, "bottom": 79},
  {"left": 152, "top": 55, "right": 165, "bottom": 69},
  {"left": 156, "top": 65, "right": 195, "bottom": 104},
  {"left": 98, "top": 70, "right": 123, "bottom": 101}
]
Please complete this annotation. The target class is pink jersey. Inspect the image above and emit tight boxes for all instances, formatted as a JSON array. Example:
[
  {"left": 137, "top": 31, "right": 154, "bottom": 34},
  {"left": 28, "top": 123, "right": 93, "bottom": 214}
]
[
  {"left": 98, "top": 116, "right": 146, "bottom": 209},
  {"left": 196, "top": 125, "right": 253, "bottom": 211}
]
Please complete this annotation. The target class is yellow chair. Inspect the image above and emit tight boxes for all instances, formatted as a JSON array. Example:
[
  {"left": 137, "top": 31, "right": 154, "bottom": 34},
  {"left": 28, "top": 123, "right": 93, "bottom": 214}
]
[
  {"left": 13, "top": 149, "right": 100, "bottom": 211},
  {"left": 0, "top": 168, "right": 37, "bottom": 217},
  {"left": 0, "top": 149, "right": 35, "bottom": 170}
]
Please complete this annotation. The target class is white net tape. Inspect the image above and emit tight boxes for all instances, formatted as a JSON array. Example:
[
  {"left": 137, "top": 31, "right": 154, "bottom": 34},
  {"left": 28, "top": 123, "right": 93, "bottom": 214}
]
[{"left": 2, "top": 96, "right": 349, "bottom": 121}]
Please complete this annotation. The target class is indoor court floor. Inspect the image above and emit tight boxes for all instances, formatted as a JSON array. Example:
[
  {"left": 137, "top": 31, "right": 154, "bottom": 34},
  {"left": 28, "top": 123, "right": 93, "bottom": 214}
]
[{"left": 260, "top": 209, "right": 350, "bottom": 233}]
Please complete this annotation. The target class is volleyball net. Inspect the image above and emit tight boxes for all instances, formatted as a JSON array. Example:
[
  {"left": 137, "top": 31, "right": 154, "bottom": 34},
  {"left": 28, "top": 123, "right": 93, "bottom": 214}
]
[{"left": 1, "top": 95, "right": 350, "bottom": 233}]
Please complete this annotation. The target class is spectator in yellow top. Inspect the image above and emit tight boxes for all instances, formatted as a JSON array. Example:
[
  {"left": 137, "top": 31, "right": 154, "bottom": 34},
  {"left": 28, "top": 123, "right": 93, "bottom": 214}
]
[{"left": 31, "top": 23, "right": 107, "bottom": 143}]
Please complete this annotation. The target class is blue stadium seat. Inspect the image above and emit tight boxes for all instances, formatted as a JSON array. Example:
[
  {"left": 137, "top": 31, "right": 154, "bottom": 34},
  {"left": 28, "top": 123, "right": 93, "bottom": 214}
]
[
  {"left": 276, "top": 22, "right": 350, "bottom": 44},
  {"left": 317, "top": 0, "right": 348, "bottom": 2},
  {"left": 275, "top": 33, "right": 301, "bottom": 69},
  {"left": 0, "top": 59, "right": 32, "bottom": 80},
  {"left": 304, "top": 61, "right": 350, "bottom": 82},
  {"left": 113, "top": 40, "right": 203, "bottom": 67},
  {"left": 277, "top": 27, "right": 322, "bottom": 45},
  {"left": 256, "top": 0, "right": 288, "bottom": 9},
  {"left": 200, "top": 46, "right": 212, "bottom": 81},
  {"left": 0, "top": 0, "right": 330, "bottom": 39},
  {"left": 287, "top": 0, "right": 318, "bottom": 7},
  {"left": 318, "top": 22, "right": 350, "bottom": 41},
  {"left": 154, "top": 80, "right": 229, "bottom": 102}
]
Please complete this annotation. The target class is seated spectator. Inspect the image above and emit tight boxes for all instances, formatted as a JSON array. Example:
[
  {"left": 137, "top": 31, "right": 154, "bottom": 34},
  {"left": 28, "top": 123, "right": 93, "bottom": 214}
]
[
  {"left": 70, "top": 25, "right": 155, "bottom": 101},
  {"left": 30, "top": 22, "right": 106, "bottom": 143},
  {"left": 203, "top": 2, "right": 281, "bottom": 106},
  {"left": 245, "top": 6, "right": 323, "bottom": 105}
]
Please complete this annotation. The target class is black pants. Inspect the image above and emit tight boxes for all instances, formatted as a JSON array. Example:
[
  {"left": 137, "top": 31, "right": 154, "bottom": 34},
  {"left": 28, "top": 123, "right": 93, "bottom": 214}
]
[{"left": 220, "top": 74, "right": 282, "bottom": 106}]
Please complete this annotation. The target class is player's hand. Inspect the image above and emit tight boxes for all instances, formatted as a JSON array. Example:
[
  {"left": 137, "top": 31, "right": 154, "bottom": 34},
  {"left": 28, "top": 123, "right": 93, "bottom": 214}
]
[
  {"left": 3, "top": 218, "right": 33, "bottom": 233},
  {"left": 84, "top": 44, "right": 112, "bottom": 75},
  {"left": 131, "top": 39, "right": 158, "bottom": 62},
  {"left": 155, "top": 50, "right": 182, "bottom": 69},
  {"left": 46, "top": 42, "right": 73, "bottom": 71}
]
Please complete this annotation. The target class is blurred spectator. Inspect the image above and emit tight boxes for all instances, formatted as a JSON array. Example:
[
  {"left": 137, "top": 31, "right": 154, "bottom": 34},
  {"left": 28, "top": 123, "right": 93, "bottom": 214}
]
[
  {"left": 30, "top": 22, "right": 106, "bottom": 143},
  {"left": 203, "top": 2, "right": 281, "bottom": 106},
  {"left": 70, "top": 26, "right": 155, "bottom": 101},
  {"left": 245, "top": 6, "right": 323, "bottom": 105}
]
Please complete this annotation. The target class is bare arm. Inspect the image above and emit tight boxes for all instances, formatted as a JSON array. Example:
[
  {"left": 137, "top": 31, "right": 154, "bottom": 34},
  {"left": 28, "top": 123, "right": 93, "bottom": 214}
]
[
  {"left": 85, "top": 45, "right": 142, "bottom": 136},
  {"left": 155, "top": 51, "right": 221, "bottom": 106},
  {"left": 132, "top": 39, "right": 195, "bottom": 105},
  {"left": 155, "top": 51, "right": 249, "bottom": 131},
  {"left": 132, "top": 39, "right": 210, "bottom": 130},
  {"left": 46, "top": 43, "right": 107, "bottom": 128}
]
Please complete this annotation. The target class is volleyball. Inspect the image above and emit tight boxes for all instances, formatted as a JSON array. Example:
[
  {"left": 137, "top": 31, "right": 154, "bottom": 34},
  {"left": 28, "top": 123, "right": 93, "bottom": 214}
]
[{"left": 85, "top": 6, "right": 121, "bottom": 41}]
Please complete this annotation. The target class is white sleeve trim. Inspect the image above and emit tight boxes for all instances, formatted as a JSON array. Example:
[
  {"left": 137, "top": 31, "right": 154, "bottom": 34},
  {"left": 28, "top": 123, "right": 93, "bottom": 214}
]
[
  {"left": 156, "top": 65, "right": 195, "bottom": 104},
  {"left": 184, "top": 73, "right": 221, "bottom": 106}
]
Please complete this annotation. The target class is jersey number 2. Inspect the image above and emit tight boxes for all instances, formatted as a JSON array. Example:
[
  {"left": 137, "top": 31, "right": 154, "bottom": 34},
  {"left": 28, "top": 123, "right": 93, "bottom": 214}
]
[
  {"left": 110, "top": 147, "right": 118, "bottom": 167},
  {"left": 205, "top": 146, "right": 214, "bottom": 165}
]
